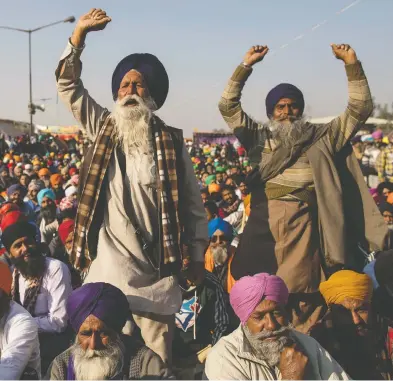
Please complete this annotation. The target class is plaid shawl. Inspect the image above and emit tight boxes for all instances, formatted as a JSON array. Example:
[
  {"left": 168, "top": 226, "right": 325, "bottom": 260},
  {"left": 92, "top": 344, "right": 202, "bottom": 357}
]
[{"left": 72, "top": 116, "right": 181, "bottom": 273}]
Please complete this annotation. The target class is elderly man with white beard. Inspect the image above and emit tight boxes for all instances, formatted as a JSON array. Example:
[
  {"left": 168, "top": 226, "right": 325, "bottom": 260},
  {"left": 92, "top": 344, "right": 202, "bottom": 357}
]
[
  {"left": 220, "top": 43, "right": 387, "bottom": 333},
  {"left": 46, "top": 282, "right": 173, "bottom": 380},
  {"left": 56, "top": 8, "right": 208, "bottom": 365},
  {"left": 204, "top": 273, "right": 349, "bottom": 380}
]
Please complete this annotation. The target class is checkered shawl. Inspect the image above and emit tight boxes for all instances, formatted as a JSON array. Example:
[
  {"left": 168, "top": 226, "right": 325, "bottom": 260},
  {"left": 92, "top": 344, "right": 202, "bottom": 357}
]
[{"left": 71, "top": 115, "right": 181, "bottom": 273}]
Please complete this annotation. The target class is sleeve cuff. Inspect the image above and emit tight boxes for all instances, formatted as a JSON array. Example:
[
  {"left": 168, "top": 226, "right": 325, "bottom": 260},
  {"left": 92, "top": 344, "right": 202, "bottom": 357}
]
[
  {"left": 59, "top": 39, "right": 85, "bottom": 61},
  {"left": 345, "top": 61, "right": 366, "bottom": 81},
  {"left": 231, "top": 64, "right": 253, "bottom": 82}
]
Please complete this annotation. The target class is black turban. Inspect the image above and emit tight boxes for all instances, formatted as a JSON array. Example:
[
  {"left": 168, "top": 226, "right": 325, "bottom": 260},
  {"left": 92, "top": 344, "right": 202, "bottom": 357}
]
[
  {"left": 1, "top": 221, "right": 36, "bottom": 252},
  {"left": 111, "top": 53, "right": 169, "bottom": 110},
  {"left": 265, "top": 83, "right": 305, "bottom": 118},
  {"left": 67, "top": 282, "right": 130, "bottom": 333},
  {"left": 374, "top": 250, "right": 393, "bottom": 287}
]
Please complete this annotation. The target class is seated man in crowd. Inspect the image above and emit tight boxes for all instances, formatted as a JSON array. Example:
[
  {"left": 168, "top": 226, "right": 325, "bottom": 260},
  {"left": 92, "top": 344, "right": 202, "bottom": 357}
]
[
  {"left": 36, "top": 188, "right": 59, "bottom": 246},
  {"left": 205, "top": 273, "right": 349, "bottom": 380},
  {"left": 47, "top": 282, "right": 173, "bottom": 380},
  {"left": 1, "top": 220, "right": 73, "bottom": 374},
  {"left": 312, "top": 269, "right": 393, "bottom": 379},
  {"left": 204, "top": 200, "right": 219, "bottom": 222},
  {"left": 205, "top": 218, "right": 235, "bottom": 294},
  {"left": 0, "top": 261, "right": 41, "bottom": 380},
  {"left": 220, "top": 185, "right": 243, "bottom": 218},
  {"left": 173, "top": 260, "right": 231, "bottom": 379}
]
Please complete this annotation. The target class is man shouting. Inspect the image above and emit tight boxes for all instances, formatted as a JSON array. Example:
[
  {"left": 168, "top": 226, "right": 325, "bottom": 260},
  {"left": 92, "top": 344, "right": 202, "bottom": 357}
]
[
  {"left": 219, "top": 43, "right": 386, "bottom": 332},
  {"left": 56, "top": 8, "right": 207, "bottom": 365}
]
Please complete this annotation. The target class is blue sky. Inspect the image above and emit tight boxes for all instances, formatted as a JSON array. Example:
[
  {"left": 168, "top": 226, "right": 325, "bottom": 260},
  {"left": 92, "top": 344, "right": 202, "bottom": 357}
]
[{"left": 0, "top": 0, "right": 392, "bottom": 137}]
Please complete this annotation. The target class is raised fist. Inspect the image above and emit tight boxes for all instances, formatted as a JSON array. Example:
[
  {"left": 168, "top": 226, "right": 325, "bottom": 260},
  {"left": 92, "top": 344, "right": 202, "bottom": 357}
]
[
  {"left": 331, "top": 43, "right": 358, "bottom": 65},
  {"left": 243, "top": 45, "right": 269, "bottom": 67},
  {"left": 76, "top": 8, "right": 111, "bottom": 34}
]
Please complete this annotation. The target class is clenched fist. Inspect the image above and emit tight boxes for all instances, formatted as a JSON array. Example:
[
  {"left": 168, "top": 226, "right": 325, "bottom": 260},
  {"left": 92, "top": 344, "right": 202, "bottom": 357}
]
[
  {"left": 331, "top": 43, "right": 358, "bottom": 65},
  {"left": 243, "top": 45, "right": 269, "bottom": 67},
  {"left": 279, "top": 344, "right": 309, "bottom": 380},
  {"left": 76, "top": 8, "right": 111, "bottom": 33}
]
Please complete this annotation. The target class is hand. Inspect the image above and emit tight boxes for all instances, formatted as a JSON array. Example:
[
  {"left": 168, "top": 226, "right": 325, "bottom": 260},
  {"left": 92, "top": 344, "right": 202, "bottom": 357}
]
[
  {"left": 243, "top": 45, "right": 269, "bottom": 67},
  {"left": 76, "top": 8, "right": 112, "bottom": 34},
  {"left": 331, "top": 43, "right": 358, "bottom": 65},
  {"left": 279, "top": 344, "right": 309, "bottom": 380}
]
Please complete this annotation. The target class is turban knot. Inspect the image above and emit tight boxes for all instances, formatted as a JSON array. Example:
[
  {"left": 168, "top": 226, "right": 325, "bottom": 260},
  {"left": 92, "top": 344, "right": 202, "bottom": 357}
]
[
  {"left": 67, "top": 282, "right": 129, "bottom": 333},
  {"left": 230, "top": 273, "right": 289, "bottom": 324},
  {"left": 265, "top": 83, "right": 305, "bottom": 118},
  {"left": 208, "top": 218, "right": 233, "bottom": 239},
  {"left": 112, "top": 53, "right": 169, "bottom": 110},
  {"left": 319, "top": 270, "right": 373, "bottom": 306}
]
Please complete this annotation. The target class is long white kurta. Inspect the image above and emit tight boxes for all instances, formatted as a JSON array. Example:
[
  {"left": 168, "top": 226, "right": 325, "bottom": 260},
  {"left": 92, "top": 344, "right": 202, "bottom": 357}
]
[{"left": 56, "top": 41, "right": 208, "bottom": 315}]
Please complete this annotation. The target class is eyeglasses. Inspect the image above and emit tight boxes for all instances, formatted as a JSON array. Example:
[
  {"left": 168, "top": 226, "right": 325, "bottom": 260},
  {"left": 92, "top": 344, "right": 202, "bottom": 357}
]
[{"left": 211, "top": 235, "right": 231, "bottom": 243}]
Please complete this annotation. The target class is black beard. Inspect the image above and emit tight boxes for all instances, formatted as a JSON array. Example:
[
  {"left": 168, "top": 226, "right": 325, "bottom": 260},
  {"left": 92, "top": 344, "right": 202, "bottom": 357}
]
[
  {"left": 39, "top": 204, "right": 57, "bottom": 224},
  {"left": 11, "top": 248, "right": 46, "bottom": 278}
]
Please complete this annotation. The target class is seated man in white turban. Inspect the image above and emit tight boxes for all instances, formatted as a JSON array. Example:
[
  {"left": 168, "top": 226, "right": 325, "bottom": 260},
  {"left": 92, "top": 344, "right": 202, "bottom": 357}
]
[{"left": 204, "top": 273, "right": 349, "bottom": 380}]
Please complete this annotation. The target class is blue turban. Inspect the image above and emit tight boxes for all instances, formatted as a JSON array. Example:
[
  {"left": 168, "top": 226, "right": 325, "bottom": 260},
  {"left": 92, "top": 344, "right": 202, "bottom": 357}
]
[
  {"left": 37, "top": 188, "right": 56, "bottom": 206},
  {"left": 67, "top": 282, "right": 129, "bottom": 333},
  {"left": 7, "top": 184, "right": 27, "bottom": 198},
  {"left": 208, "top": 218, "right": 233, "bottom": 239},
  {"left": 265, "top": 83, "right": 305, "bottom": 118},
  {"left": 111, "top": 53, "right": 169, "bottom": 110}
]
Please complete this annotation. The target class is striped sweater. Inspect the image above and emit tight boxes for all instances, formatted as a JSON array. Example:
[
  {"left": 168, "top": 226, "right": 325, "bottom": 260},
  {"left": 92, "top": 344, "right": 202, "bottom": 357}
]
[{"left": 218, "top": 62, "right": 373, "bottom": 201}]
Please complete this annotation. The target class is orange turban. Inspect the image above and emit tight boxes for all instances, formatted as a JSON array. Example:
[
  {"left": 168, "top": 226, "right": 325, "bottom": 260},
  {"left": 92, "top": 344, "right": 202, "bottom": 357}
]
[
  {"left": 319, "top": 270, "right": 372, "bottom": 306},
  {"left": 0, "top": 261, "right": 12, "bottom": 296},
  {"left": 208, "top": 183, "right": 221, "bottom": 195},
  {"left": 50, "top": 174, "right": 63, "bottom": 187},
  {"left": 38, "top": 168, "right": 51, "bottom": 178},
  {"left": 387, "top": 193, "right": 393, "bottom": 205}
]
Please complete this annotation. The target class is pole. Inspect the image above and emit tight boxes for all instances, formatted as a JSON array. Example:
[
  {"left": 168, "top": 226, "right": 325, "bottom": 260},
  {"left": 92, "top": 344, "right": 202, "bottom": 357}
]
[{"left": 28, "top": 31, "right": 33, "bottom": 136}]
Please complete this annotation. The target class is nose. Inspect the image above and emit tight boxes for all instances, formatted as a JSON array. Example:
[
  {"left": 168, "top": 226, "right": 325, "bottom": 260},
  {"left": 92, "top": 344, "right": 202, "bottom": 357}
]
[
  {"left": 20, "top": 244, "right": 29, "bottom": 255},
  {"left": 264, "top": 312, "right": 278, "bottom": 331},
  {"left": 351, "top": 310, "right": 362, "bottom": 325},
  {"left": 89, "top": 332, "right": 101, "bottom": 350}
]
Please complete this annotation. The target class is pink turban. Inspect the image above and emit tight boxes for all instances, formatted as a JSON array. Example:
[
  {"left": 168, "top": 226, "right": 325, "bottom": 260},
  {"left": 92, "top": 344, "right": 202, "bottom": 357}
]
[
  {"left": 230, "top": 273, "right": 289, "bottom": 324},
  {"left": 372, "top": 130, "right": 383, "bottom": 140}
]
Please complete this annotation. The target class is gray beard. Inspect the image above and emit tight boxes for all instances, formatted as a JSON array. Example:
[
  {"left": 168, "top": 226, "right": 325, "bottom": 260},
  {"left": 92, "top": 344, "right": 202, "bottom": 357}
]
[
  {"left": 211, "top": 245, "right": 229, "bottom": 266},
  {"left": 72, "top": 335, "right": 125, "bottom": 380},
  {"left": 243, "top": 324, "right": 293, "bottom": 367},
  {"left": 264, "top": 117, "right": 309, "bottom": 149},
  {"left": 111, "top": 94, "right": 156, "bottom": 155}
]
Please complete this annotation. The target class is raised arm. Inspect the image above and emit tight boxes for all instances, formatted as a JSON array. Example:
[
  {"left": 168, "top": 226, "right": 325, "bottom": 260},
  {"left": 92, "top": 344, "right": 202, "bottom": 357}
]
[
  {"left": 55, "top": 9, "right": 112, "bottom": 142},
  {"left": 326, "top": 44, "right": 374, "bottom": 154},
  {"left": 218, "top": 46, "right": 268, "bottom": 151}
]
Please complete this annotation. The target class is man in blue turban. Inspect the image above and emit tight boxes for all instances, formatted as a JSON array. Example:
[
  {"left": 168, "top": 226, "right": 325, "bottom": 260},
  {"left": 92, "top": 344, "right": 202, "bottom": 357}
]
[
  {"left": 56, "top": 8, "right": 207, "bottom": 365},
  {"left": 46, "top": 282, "right": 173, "bottom": 380},
  {"left": 218, "top": 43, "right": 385, "bottom": 334}
]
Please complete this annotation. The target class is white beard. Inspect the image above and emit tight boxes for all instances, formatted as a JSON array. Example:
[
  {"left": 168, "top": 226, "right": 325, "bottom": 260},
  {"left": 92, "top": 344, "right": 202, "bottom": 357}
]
[
  {"left": 265, "top": 117, "right": 309, "bottom": 149},
  {"left": 111, "top": 94, "right": 156, "bottom": 155},
  {"left": 243, "top": 324, "right": 293, "bottom": 367},
  {"left": 72, "top": 335, "right": 125, "bottom": 380},
  {"left": 211, "top": 245, "right": 229, "bottom": 266}
]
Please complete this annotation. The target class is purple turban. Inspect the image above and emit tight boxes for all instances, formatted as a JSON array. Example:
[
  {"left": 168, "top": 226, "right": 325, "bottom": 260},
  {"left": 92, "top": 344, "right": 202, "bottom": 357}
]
[
  {"left": 265, "top": 83, "right": 304, "bottom": 118},
  {"left": 230, "top": 273, "right": 289, "bottom": 324},
  {"left": 208, "top": 218, "right": 233, "bottom": 239},
  {"left": 66, "top": 282, "right": 130, "bottom": 333},
  {"left": 111, "top": 53, "right": 169, "bottom": 110},
  {"left": 6, "top": 184, "right": 27, "bottom": 198}
]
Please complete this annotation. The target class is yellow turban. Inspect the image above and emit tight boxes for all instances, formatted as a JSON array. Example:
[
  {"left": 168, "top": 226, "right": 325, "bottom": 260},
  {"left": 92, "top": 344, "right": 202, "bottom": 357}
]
[{"left": 319, "top": 270, "right": 372, "bottom": 306}]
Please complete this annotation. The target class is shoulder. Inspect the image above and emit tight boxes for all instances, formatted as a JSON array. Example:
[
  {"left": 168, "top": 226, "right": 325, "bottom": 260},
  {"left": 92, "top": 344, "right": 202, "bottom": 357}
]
[
  {"left": 45, "top": 348, "right": 72, "bottom": 380},
  {"left": 45, "top": 257, "right": 70, "bottom": 274},
  {"left": 206, "top": 327, "right": 241, "bottom": 363},
  {"left": 3, "top": 302, "right": 38, "bottom": 338},
  {"left": 137, "top": 345, "right": 174, "bottom": 379}
]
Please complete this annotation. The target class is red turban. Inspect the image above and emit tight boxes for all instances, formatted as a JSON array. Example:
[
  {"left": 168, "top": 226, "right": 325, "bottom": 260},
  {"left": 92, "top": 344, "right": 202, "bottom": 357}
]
[{"left": 58, "top": 220, "right": 74, "bottom": 245}]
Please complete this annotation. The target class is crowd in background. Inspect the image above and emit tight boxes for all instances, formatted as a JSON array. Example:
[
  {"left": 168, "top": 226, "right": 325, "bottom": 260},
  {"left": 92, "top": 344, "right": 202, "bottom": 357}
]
[{"left": 0, "top": 129, "right": 392, "bottom": 379}]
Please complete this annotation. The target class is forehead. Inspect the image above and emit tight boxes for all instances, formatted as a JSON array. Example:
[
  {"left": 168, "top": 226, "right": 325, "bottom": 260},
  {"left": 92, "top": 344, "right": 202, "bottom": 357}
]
[
  {"left": 120, "top": 69, "right": 145, "bottom": 84},
  {"left": 276, "top": 98, "right": 298, "bottom": 105},
  {"left": 213, "top": 229, "right": 225, "bottom": 236},
  {"left": 253, "top": 299, "right": 281, "bottom": 314},
  {"left": 79, "top": 314, "right": 106, "bottom": 332},
  {"left": 12, "top": 236, "right": 30, "bottom": 246},
  {"left": 339, "top": 297, "right": 369, "bottom": 310}
]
